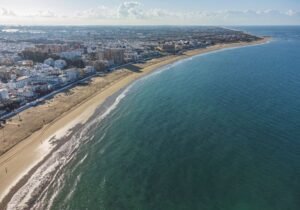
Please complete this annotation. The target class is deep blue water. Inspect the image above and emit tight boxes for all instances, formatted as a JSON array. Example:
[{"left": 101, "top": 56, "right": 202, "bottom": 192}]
[{"left": 49, "top": 26, "right": 300, "bottom": 210}]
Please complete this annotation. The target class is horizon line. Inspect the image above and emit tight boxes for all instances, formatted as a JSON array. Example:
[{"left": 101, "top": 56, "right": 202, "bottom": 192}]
[{"left": 0, "top": 24, "right": 299, "bottom": 27}]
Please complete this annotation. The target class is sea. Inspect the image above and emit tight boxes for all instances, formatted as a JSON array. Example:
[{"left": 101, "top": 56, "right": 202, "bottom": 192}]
[{"left": 7, "top": 26, "right": 300, "bottom": 210}]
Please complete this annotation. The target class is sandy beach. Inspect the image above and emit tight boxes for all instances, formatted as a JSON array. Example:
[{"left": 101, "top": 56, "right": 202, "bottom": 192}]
[{"left": 0, "top": 37, "right": 270, "bottom": 208}]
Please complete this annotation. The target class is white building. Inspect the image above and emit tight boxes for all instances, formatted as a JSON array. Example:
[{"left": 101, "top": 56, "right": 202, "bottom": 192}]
[
  {"left": 87, "top": 45, "right": 98, "bottom": 54},
  {"left": 17, "top": 87, "right": 35, "bottom": 98},
  {"left": 43, "top": 58, "right": 55, "bottom": 67},
  {"left": 65, "top": 69, "right": 80, "bottom": 82},
  {"left": 125, "top": 51, "right": 139, "bottom": 61},
  {"left": 54, "top": 59, "right": 67, "bottom": 70},
  {"left": 83, "top": 66, "right": 96, "bottom": 74},
  {"left": 10, "top": 73, "right": 17, "bottom": 80},
  {"left": 32, "top": 75, "right": 61, "bottom": 85},
  {"left": 15, "top": 76, "right": 30, "bottom": 89},
  {"left": 0, "top": 88, "right": 9, "bottom": 100},
  {"left": 59, "top": 75, "right": 68, "bottom": 84},
  {"left": 60, "top": 50, "right": 82, "bottom": 60}
]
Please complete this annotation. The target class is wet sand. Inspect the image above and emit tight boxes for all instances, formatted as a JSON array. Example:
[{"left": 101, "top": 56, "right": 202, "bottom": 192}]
[{"left": 0, "top": 37, "right": 270, "bottom": 208}]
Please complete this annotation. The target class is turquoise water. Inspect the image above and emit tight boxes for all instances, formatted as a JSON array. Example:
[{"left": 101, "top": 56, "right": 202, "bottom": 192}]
[{"left": 48, "top": 27, "right": 300, "bottom": 210}]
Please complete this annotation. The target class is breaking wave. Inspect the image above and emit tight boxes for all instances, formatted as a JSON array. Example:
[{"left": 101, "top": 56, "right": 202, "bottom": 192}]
[{"left": 6, "top": 85, "right": 132, "bottom": 210}]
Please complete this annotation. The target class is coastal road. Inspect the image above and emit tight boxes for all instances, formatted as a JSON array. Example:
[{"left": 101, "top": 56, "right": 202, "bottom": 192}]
[
  {"left": 1, "top": 56, "right": 161, "bottom": 121},
  {"left": 1, "top": 73, "right": 98, "bottom": 121}
]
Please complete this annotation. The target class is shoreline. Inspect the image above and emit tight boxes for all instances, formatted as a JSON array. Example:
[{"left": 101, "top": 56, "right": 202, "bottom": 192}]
[{"left": 0, "top": 37, "right": 271, "bottom": 208}]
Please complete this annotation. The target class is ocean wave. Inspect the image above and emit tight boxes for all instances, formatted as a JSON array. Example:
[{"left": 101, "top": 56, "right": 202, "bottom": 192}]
[
  {"left": 2, "top": 29, "right": 46, "bottom": 34},
  {"left": 6, "top": 85, "right": 132, "bottom": 210},
  {"left": 62, "top": 173, "right": 82, "bottom": 207}
]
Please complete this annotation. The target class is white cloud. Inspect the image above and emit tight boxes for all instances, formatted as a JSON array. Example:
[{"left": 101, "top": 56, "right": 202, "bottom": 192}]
[
  {"left": 29, "top": 10, "right": 57, "bottom": 18},
  {"left": 0, "top": 2, "right": 299, "bottom": 25},
  {"left": 118, "top": 1, "right": 145, "bottom": 19},
  {"left": 76, "top": 6, "right": 116, "bottom": 19},
  {"left": 146, "top": 8, "right": 180, "bottom": 18},
  {"left": 0, "top": 8, "right": 16, "bottom": 16},
  {"left": 75, "top": 2, "right": 179, "bottom": 20},
  {"left": 285, "top": 9, "right": 298, "bottom": 17}
]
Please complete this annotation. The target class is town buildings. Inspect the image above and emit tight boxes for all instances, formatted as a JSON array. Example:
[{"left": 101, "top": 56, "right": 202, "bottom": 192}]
[{"left": 0, "top": 26, "right": 261, "bottom": 118}]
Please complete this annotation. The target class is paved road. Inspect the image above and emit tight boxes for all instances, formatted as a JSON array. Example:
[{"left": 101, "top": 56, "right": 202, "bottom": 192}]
[
  {"left": 0, "top": 55, "right": 162, "bottom": 121},
  {"left": 0, "top": 73, "right": 97, "bottom": 120}
]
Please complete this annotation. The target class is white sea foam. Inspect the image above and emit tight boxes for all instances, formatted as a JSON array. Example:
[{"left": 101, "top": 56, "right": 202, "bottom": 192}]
[
  {"left": 6, "top": 85, "right": 132, "bottom": 210},
  {"left": 71, "top": 154, "right": 88, "bottom": 173},
  {"left": 63, "top": 173, "right": 82, "bottom": 205}
]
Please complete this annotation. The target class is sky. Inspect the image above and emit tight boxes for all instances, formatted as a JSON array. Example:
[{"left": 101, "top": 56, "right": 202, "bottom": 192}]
[{"left": 0, "top": 0, "right": 299, "bottom": 25}]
